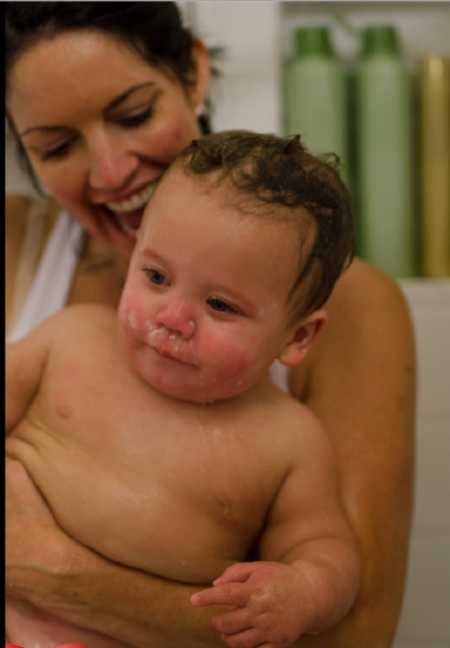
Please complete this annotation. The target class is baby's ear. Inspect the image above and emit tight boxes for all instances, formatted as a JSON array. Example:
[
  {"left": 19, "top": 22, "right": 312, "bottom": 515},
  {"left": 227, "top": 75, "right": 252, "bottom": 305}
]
[{"left": 278, "top": 309, "right": 327, "bottom": 368}]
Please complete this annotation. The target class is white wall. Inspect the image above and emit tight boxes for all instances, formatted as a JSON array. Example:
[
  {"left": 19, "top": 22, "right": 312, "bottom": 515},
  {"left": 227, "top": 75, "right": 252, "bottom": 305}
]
[
  {"left": 183, "top": 0, "right": 282, "bottom": 133},
  {"left": 396, "top": 281, "right": 450, "bottom": 648}
]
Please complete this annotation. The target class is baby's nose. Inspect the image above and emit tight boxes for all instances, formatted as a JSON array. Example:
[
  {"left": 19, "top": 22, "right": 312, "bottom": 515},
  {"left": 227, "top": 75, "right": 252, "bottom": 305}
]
[{"left": 155, "top": 301, "right": 196, "bottom": 340}]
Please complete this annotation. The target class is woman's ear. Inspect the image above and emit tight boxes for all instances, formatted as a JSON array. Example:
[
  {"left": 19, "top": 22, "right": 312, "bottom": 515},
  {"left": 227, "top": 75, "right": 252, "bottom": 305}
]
[
  {"left": 278, "top": 309, "right": 328, "bottom": 368},
  {"left": 189, "top": 39, "right": 211, "bottom": 109}
]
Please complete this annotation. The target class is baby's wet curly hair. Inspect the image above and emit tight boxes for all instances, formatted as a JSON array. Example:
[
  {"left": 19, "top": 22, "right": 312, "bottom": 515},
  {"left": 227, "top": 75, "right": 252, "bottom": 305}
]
[{"left": 177, "top": 131, "right": 355, "bottom": 319}]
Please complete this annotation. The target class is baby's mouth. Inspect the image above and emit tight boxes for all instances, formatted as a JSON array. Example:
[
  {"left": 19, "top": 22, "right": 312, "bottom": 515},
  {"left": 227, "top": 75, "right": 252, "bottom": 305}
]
[{"left": 147, "top": 325, "right": 198, "bottom": 367}]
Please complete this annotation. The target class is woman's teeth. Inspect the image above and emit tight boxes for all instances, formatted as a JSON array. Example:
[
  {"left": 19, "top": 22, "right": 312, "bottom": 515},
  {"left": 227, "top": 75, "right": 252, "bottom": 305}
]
[{"left": 106, "top": 184, "right": 155, "bottom": 213}]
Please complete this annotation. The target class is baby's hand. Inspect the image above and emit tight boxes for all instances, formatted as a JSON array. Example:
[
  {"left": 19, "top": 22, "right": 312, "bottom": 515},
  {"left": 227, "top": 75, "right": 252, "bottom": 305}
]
[{"left": 191, "top": 561, "right": 312, "bottom": 648}]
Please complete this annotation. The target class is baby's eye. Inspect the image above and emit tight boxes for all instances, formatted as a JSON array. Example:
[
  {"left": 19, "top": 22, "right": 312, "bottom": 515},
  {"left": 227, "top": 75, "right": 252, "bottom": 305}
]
[
  {"left": 144, "top": 268, "right": 167, "bottom": 286},
  {"left": 207, "top": 297, "right": 240, "bottom": 315}
]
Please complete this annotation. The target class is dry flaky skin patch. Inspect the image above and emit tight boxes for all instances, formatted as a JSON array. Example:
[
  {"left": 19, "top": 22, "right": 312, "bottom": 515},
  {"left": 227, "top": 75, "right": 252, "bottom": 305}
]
[{"left": 138, "top": 318, "right": 198, "bottom": 365}]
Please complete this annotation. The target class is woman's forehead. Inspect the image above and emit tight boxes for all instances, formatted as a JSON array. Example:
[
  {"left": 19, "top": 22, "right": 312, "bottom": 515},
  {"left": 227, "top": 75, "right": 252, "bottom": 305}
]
[
  {"left": 9, "top": 30, "right": 160, "bottom": 102},
  {"left": 7, "top": 30, "right": 172, "bottom": 128}
]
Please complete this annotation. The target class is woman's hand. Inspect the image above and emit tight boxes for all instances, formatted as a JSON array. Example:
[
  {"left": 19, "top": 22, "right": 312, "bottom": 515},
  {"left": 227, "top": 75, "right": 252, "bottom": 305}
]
[{"left": 6, "top": 458, "right": 92, "bottom": 606}]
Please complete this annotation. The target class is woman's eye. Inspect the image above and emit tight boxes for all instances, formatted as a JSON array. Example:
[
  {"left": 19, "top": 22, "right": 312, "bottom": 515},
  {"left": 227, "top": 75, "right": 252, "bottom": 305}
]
[
  {"left": 40, "top": 140, "right": 74, "bottom": 161},
  {"left": 118, "top": 106, "right": 153, "bottom": 128},
  {"left": 144, "top": 268, "right": 167, "bottom": 286},
  {"left": 207, "top": 297, "right": 240, "bottom": 315}
]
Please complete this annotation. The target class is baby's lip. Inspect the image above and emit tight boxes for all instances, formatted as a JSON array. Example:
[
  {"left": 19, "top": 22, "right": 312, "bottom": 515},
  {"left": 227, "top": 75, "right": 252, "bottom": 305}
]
[
  {"left": 151, "top": 344, "right": 197, "bottom": 367},
  {"left": 146, "top": 324, "right": 198, "bottom": 367}
]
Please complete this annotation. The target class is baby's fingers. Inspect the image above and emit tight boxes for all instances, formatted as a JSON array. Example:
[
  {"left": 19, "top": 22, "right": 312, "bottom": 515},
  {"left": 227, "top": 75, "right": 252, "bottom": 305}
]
[
  {"left": 191, "top": 582, "right": 249, "bottom": 608},
  {"left": 220, "top": 629, "right": 274, "bottom": 648},
  {"left": 213, "top": 561, "right": 258, "bottom": 585},
  {"left": 211, "top": 606, "right": 252, "bottom": 635}
]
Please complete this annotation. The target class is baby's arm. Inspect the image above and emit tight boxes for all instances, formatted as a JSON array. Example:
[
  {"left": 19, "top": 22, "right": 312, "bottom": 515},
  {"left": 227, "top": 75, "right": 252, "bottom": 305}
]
[
  {"left": 6, "top": 323, "right": 53, "bottom": 435},
  {"left": 191, "top": 407, "right": 360, "bottom": 647}
]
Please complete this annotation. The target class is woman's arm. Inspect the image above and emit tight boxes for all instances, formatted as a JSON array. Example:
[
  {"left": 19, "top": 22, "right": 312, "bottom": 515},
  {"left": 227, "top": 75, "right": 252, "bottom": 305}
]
[
  {"left": 6, "top": 459, "right": 226, "bottom": 648},
  {"left": 289, "top": 259, "right": 416, "bottom": 647}
]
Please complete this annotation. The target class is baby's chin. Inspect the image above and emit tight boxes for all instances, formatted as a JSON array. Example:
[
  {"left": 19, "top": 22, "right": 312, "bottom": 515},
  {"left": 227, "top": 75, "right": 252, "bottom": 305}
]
[{"left": 144, "top": 371, "right": 249, "bottom": 405}]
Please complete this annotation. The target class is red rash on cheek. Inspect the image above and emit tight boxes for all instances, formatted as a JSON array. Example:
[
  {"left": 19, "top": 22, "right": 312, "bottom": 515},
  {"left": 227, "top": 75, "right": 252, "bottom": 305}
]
[
  {"left": 120, "top": 289, "right": 144, "bottom": 322},
  {"left": 202, "top": 332, "right": 252, "bottom": 381}
]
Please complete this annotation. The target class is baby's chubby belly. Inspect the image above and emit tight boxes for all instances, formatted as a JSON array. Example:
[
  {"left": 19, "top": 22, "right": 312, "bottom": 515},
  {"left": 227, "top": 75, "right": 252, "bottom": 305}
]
[{"left": 6, "top": 413, "right": 269, "bottom": 585}]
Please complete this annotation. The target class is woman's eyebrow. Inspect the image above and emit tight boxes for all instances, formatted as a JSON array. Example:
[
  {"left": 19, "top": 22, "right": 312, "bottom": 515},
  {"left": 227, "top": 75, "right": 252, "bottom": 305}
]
[
  {"left": 20, "top": 82, "right": 156, "bottom": 137},
  {"left": 20, "top": 124, "right": 67, "bottom": 138}
]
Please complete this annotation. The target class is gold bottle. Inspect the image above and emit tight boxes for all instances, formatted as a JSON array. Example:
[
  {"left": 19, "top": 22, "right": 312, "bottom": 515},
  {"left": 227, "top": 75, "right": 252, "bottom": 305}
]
[{"left": 419, "top": 56, "right": 450, "bottom": 277}]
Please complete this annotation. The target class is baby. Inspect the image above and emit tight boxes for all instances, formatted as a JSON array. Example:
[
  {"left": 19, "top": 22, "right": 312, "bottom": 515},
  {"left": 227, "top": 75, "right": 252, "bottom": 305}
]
[{"left": 6, "top": 131, "right": 359, "bottom": 648}]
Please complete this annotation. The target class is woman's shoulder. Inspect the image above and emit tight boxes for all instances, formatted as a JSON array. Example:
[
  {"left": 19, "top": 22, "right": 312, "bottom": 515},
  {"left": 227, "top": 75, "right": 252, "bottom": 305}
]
[
  {"left": 288, "top": 258, "right": 415, "bottom": 398},
  {"left": 330, "top": 258, "right": 410, "bottom": 316},
  {"left": 6, "top": 191, "right": 60, "bottom": 218},
  {"left": 5, "top": 193, "right": 64, "bottom": 335},
  {"left": 5, "top": 192, "right": 60, "bottom": 252},
  {"left": 323, "top": 257, "right": 414, "bottom": 353}
]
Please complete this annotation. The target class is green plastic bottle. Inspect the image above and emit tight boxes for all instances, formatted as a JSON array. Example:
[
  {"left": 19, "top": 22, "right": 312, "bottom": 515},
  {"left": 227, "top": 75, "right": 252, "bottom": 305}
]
[
  {"left": 284, "top": 26, "right": 350, "bottom": 186},
  {"left": 355, "top": 25, "right": 416, "bottom": 277}
]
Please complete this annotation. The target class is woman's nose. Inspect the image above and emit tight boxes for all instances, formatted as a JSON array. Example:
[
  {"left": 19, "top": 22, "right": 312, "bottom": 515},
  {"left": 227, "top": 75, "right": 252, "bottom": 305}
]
[
  {"left": 88, "top": 136, "right": 138, "bottom": 192},
  {"left": 155, "top": 300, "right": 196, "bottom": 340}
]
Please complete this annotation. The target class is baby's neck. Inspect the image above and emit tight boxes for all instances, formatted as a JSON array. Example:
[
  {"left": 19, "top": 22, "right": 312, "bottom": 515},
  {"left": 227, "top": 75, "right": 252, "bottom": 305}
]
[{"left": 154, "top": 371, "right": 276, "bottom": 412}]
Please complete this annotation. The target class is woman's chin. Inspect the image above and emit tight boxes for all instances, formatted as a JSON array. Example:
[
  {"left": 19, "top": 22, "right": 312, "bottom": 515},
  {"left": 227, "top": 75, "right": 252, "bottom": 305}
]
[{"left": 100, "top": 206, "right": 142, "bottom": 256}]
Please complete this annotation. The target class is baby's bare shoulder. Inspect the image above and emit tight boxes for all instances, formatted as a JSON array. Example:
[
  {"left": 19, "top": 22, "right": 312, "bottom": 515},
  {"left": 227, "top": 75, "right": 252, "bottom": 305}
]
[
  {"left": 45, "top": 303, "right": 118, "bottom": 353},
  {"left": 245, "top": 386, "right": 326, "bottom": 454},
  {"left": 55, "top": 303, "right": 116, "bottom": 332}
]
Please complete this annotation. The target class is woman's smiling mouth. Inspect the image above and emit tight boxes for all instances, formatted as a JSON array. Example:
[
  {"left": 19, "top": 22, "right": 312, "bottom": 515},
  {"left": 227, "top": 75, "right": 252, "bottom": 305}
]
[
  {"left": 106, "top": 183, "right": 156, "bottom": 213},
  {"left": 104, "top": 182, "right": 159, "bottom": 237}
]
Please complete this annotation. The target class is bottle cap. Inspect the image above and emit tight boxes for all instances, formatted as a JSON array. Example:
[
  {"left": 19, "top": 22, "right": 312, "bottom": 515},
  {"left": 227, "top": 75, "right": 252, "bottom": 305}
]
[
  {"left": 361, "top": 25, "right": 400, "bottom": 57},
  {"left": 295, "top": 26, "right": 334, "bottom": 58},
  {"left": 420, "top": 56, "right": 450, "bottom": 79}
]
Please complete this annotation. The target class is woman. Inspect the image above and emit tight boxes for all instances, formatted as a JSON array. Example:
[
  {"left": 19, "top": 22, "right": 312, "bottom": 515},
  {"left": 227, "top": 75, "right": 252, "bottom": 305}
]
[{"left": 5, "top": 3, "right": 415, "bottom": 647}]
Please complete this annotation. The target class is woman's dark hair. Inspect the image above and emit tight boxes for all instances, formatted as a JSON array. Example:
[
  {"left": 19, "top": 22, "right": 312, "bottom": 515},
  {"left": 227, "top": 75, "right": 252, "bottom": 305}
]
[
  {"left": 5, "top": 2, "right": 197, "bottom": 88},
  {"left": 178, "top": 131, "right": 355, "bottom": 319},
  {"left": 5, "top": 2, "right": 211, "bottom": 191}
]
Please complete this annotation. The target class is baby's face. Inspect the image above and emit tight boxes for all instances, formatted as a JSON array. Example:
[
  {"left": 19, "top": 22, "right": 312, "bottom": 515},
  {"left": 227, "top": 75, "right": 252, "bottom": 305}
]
[{"left": 118, "top": 168, "right": 300, "bottom": 403}]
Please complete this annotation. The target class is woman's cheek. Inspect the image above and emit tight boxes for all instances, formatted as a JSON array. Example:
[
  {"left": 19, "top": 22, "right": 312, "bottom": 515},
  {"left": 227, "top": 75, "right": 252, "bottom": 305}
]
[
  {"left": 152, "top": 108, "right": 200, "bottom": 161},
  {"left": 37, "top": 161, "right": 80, "bottom": 205}
]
